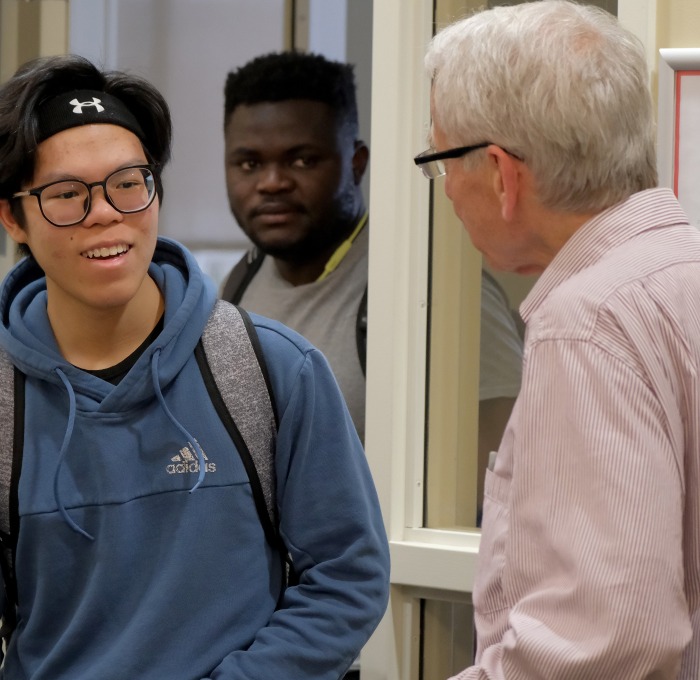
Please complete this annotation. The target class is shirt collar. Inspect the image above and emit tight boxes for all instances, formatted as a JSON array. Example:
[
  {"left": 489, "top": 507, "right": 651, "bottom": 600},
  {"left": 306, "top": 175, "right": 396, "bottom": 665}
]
[{"left": 520, "top": 188, "right": 688, "bottom": 323}]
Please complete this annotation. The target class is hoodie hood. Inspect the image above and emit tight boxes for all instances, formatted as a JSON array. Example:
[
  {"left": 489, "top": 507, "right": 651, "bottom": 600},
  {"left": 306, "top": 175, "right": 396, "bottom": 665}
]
[
  {"left": 0, "top": 237, "right": 218, "bottom": 537},
  {"left": 0, "top": 236, "right": 217, "bottom": 413}
]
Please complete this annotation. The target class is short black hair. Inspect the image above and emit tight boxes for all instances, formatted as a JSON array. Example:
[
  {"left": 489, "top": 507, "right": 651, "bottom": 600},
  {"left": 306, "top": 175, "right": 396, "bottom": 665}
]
[
  {"left": 224, "top": 51, "right": 359, "bottom": 138},
  {"left": 0, "top": 54, "right": 172, "bottom": 201}
]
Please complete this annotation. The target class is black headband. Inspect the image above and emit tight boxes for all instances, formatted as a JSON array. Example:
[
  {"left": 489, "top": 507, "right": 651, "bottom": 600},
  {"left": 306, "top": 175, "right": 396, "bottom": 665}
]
[{"left": 36, "top": 90, "right": 146, "bottom": 145}]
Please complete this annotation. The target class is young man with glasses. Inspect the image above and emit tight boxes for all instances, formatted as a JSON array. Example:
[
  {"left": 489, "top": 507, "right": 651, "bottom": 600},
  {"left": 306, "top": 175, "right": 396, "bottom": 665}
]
[
  {"left": 0, "top": 54, "right": 389, "bottom": 680},
  {"left": 422, "top": 1, "right": 700, "bottom": 678}
]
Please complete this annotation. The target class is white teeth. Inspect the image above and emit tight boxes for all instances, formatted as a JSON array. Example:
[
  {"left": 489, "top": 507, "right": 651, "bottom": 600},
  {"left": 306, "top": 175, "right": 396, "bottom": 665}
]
[{"left": 84, "top": 244, "right": 129, "bottom": 259}]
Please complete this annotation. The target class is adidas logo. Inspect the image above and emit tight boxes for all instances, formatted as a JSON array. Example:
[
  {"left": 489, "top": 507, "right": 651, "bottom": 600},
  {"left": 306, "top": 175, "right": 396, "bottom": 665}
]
[{"left": 166, "top": 442, "right": 217, "bottom": 475}]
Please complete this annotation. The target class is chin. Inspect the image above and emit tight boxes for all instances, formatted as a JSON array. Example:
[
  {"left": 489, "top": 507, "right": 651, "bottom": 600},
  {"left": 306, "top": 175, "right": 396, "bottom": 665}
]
[
  {"left": 255, "top": 238, "right": 310, "bottom": 261},
  {"left": 89, "top": 280, "right": 148, "bottom": 310},
  {"left": 479, "top": 250, "right": 501, "bottom": 270}
]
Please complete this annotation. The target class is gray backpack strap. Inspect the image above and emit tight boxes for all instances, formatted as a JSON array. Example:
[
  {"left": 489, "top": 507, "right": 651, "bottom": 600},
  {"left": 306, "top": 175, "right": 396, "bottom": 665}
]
[
  {"left": 196, "top": 300, "right": 279, "bottom": 540},
  {"left": 0, "top": 349, "right": 14, "bottom": 540},
  {"left": 0, "top": 348, "right": 22, "bottom": 644}
]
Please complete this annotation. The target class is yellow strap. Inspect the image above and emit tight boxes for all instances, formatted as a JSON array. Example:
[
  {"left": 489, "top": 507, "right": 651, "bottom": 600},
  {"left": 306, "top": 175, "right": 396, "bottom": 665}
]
[{"left": 316, "top": 212, "right": 368, "bottom": 282}]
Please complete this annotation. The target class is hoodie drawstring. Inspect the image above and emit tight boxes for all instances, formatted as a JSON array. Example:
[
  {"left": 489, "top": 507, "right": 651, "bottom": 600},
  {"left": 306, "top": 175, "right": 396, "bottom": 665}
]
[
  {"left": 54, "top": 368, "right": 94, "bottom": 540},
  {"left": 52, "top": 351, "right": 207, "bottom": 540},
  {"left": 150, "top": 349, "right": 207, "bottom": 492}
]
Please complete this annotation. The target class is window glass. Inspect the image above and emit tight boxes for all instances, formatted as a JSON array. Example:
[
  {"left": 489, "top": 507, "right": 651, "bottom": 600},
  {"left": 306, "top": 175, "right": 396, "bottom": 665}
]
[{"left": 422, "top": 599, "right": 475, "bottom": 679}]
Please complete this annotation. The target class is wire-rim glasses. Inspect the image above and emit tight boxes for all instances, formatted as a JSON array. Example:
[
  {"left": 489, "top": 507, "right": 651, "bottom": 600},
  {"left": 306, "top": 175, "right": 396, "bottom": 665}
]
[{"left": 12, "top": 165, "right": 158, "bottom": 227}]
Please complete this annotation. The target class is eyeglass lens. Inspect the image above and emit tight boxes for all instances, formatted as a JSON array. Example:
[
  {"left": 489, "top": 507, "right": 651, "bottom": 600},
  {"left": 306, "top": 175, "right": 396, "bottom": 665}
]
[
  {"left": 418, "top": 159, "right": 446, "bottom": 180},
  {"left": 39, "top": 167, "right": 156, "bottom": 226}
]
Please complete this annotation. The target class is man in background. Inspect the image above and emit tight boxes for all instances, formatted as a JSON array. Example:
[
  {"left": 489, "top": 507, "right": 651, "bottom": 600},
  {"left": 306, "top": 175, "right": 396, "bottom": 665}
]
[
  {"left": 221, "top": 51, "right": 370, "bottom": 442},
  {"left": 221, "top": 51, "right": 523, "bottom": 461},
  {"left": 419, "top": 1, "right": 700, "bottom": 678}
]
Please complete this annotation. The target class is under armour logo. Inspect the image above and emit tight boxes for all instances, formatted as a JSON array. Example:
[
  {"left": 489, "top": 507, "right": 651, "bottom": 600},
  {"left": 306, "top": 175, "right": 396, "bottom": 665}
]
[{"left": 69, "top": 97, "right": 105, "bottom": 114}]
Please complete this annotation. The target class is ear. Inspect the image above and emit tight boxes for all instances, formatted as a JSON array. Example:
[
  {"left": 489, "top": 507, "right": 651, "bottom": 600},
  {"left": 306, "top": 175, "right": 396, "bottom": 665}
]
[
  {"left": 487, "top": 146, "right": 521, "bottom": 222},
  {"left": 0, "top": 200, "right": 29, "bottom": 246},
  {"left": 351, "top": 141, "right": 369, "bottom": 185}
]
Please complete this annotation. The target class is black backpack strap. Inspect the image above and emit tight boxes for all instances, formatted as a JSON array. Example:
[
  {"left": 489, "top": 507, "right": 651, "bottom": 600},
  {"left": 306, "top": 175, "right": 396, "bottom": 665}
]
[
  {"left": 223, "top": 247, "right": 369, "bottom": 379},
  {"left": 355, "top": 286, "right": 368, "bottom": 377},
  {"left": 220, "top": 248, "right": 266, "bottom": 304},
  {"left": 0, "top": 349, "right": 24, "bottom": 647},
  {"left": 195, "top": 301, "right": 289, "bottom": 583}
]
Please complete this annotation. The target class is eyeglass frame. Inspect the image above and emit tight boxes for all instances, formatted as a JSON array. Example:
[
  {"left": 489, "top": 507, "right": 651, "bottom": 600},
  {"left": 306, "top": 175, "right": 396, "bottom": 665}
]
[
  {"left": 413, "top": 142, "right": 522, "bottom": 179},
  {"left": 11, "top": 164, "right": 158, "bottom": 228}
]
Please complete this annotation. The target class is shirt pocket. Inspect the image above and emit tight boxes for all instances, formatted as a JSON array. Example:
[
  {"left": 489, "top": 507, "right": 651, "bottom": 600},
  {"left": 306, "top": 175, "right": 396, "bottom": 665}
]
[{"left": 472, "top": 466, "right": 512, "bottom": 616}]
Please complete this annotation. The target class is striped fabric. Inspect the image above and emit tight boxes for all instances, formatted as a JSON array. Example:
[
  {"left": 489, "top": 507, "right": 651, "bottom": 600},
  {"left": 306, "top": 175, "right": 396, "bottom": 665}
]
[{"left": 452, "top": 189, "right": 700, "bottom": 680}]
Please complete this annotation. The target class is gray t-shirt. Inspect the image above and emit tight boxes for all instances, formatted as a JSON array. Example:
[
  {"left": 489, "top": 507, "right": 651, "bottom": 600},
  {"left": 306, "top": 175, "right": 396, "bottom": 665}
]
[
  {"left": 479, "top": 271, "right": 523, "bottom": 401},
  {"left": 239, "top": 228, "right": 368, "bottom": 442},
  {"left": 238, "top": 231, "right": 522, "bottom": 443}
]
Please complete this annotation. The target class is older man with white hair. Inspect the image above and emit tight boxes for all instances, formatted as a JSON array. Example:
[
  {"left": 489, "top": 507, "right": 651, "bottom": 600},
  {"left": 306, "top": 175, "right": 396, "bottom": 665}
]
[{"left": 417, "top": 1, "right": 700, "bottom": 679}]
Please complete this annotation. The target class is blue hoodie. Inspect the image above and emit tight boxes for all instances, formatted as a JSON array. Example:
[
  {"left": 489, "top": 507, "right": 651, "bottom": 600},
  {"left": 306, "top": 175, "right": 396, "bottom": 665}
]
[{"left": 0, "top": 237, "right": 390, "bottom": 680}]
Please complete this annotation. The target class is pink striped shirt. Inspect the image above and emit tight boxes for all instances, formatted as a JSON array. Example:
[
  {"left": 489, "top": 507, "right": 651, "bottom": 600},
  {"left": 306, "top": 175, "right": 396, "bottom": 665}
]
[{"left": 452, "top": 189, "right": 700, "bottom": 680}]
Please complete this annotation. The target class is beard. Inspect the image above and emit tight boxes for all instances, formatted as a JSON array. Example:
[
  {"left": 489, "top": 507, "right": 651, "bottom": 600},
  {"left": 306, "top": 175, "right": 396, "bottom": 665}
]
[{"left": 235, "top": 190, "right": 362, "bottom": 266}]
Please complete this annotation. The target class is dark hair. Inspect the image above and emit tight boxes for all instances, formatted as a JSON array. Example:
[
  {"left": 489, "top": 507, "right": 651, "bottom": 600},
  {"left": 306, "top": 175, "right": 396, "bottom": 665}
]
[
  {"left": 224, "top": 51, "right": 359, "bottom": 138},
  {"left": 0, "top": 54, "right": 172, "bottom": 203}
]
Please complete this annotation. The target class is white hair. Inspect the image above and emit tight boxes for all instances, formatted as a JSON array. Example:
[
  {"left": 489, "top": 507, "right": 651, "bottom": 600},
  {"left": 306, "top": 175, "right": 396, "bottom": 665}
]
[{"left": 425, "top": 0, "right": 657, "bottom": 213}]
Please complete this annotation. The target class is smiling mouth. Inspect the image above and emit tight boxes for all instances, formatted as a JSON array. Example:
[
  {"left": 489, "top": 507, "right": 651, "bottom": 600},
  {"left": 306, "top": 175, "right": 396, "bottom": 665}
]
[{"left": 82, "top": 244, "right": 131, "bottom": 259}]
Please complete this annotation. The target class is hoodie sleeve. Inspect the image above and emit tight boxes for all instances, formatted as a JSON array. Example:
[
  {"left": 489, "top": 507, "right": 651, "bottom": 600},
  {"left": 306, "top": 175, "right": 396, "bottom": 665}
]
[{"left": 204, "top": 330, "right": 390, "bottom": 680}]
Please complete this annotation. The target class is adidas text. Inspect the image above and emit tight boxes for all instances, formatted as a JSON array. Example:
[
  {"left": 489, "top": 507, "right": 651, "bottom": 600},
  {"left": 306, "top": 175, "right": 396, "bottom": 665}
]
[{"left": 167, "top": 461, "right": 217, "bottom": 474}]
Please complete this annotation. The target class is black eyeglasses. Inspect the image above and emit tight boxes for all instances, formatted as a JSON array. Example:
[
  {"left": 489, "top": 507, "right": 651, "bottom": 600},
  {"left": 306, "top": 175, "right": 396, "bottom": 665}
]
[
  {"left": 414, "top": 143, "right": 522, "bottom": 179},
  {"left": 12, "top": 165, "right": 157, "bottom": 227},
  {"left": 414, "top": 143, "right": 490, "bottom": 179}
]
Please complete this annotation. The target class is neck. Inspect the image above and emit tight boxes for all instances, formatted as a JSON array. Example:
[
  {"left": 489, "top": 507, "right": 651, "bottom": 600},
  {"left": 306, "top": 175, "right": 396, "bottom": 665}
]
[
  {"left": 539, "top": 210, "right": 597, "bottom": 266},
  {"left": 275, "top": 209, "right": 368, "bottom": 286},
  {"left": 48, "top": 277, "right": 164, "bottom": 370},
  {"left": 510, "top": 177, "right": 599, "bottom": 273},
  {"left": 275, "top": 258, "right": 328, "bottom": 286}
]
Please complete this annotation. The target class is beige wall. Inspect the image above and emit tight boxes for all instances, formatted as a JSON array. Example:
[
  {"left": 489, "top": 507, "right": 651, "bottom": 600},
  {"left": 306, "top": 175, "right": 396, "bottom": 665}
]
[
  {"left": 658, "top": 0, "right": 700, "bottom": 48},
  {"left": 0, "top": 0, "right": 68, "bottom": 81},
  {"left": 0, "top": 0, "right": 68, "bottom": 276}
]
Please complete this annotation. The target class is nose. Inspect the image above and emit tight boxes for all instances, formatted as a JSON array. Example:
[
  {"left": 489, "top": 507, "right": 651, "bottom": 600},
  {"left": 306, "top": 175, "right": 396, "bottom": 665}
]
[
  {"left": 256, "top": 164, "right": 294, "bottom": 193},
  {"left": 80, "top": 185, "right": 123, "bottom": 227}
]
